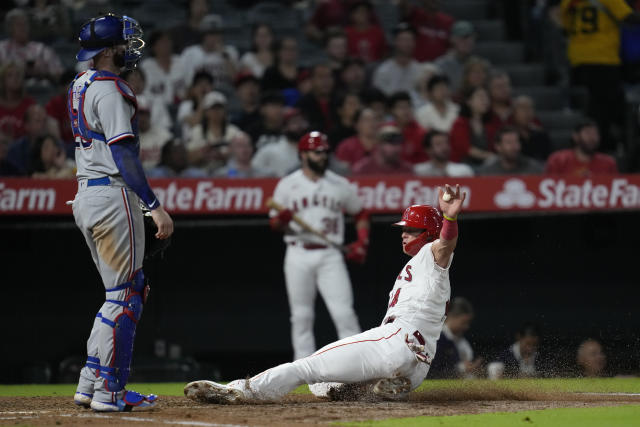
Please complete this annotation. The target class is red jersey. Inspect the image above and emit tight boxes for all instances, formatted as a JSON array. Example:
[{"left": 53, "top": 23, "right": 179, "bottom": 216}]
[
  {"left": 0, "top": 96, "right": 36, "bottom": 139},
  {"left": 405, "top": 7, "right": 454, "bottom": 62},
  {"left": 345, "top": 25, "right": 387, "bottom": 63},
  {"left": 449, "top": 116, "right": 495, "bottom": 162},
  {"left": 544, "top": 149, "right": 618, "bottom": 176},
  {"left": 335, "top": 135, "right": 373, "bottom": 166}
]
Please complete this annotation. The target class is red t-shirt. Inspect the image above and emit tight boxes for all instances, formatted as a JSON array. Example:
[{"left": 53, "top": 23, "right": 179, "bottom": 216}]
[
  {"left": 345, "top": 25, "right": 387, "bottom": 63},
  {"left": 405, "top": 7, "right": 454, "bottom": 62},
  {"left": 46, "top": 93, "right": 74, "bottom": 146},
  {"left": 0, "top": 96, "right": 36, "bottom": 139},
  {"left": 544, "top": 149, "right": 618, "bottom": 176},
  {"left": 449, "top": 116, "right": 495, "bottom": 162},
  {"left": 335, "top": 135, "right": 372, "bottom": 166},
  {"left": 352, "top": 153, "right": 413, "bottom": 175},
  {"left": 400, "top": 120, "right": 428, "bottom": 164}
]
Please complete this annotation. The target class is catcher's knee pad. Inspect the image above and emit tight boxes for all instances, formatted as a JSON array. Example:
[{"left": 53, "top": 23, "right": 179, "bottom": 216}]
[{"left": 100, "top": 270, "right": 149, "bottom": 392}]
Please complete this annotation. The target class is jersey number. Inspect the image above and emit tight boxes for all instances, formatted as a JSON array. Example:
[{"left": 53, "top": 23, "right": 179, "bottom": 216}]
[
  {"left": 389, "top": 289, "right": 401, "bottom": 308},
  {"left": 396, "top": 265, "right": 413, "bottom": 282},
  {"left": 321, "top": 217, "right": 338, "bottom": 235},
  {"left": 568, "top": 6, "right": 599, "bottom": 35}
]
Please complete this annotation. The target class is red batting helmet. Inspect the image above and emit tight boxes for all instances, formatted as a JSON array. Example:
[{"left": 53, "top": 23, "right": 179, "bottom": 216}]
[
  {"left": 298, "top": 131, "right": 329, "bottom": 152},
  {"left": 393, "top": 205, "right": 442, "bottom": 256}
]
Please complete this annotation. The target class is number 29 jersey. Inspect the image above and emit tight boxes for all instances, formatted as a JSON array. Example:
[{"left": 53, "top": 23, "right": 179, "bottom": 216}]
[
  {"left": 270, "top": 169, "right": 362, "bottom": 246},
  {"left": 383, "top": 241, "right": 453, "bottom": 355}
]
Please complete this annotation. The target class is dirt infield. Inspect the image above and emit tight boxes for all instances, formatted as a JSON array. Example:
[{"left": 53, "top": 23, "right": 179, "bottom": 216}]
[{"left": 1, "top": 387, "right": 640, "bottom": 426}]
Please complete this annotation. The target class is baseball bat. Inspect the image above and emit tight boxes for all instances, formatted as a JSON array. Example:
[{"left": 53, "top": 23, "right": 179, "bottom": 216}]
[{"left": 266, "top": 198, "right": 347, "bottom": 252}]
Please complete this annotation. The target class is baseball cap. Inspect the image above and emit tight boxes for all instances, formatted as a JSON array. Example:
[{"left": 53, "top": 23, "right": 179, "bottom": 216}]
[
  {"left": 378, "top": 123, "right": 403, "bottom": 144},
  {"left": 451, "top": 20, "right": 475, "bottom": 38},
  {"left": 202, "top": 91, "right": 227, "bottom": 109}
]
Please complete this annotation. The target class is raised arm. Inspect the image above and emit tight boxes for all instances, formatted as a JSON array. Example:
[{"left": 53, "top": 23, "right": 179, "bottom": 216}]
[{"left": 431, "top": 184, "right": 466, "bottom": 268}]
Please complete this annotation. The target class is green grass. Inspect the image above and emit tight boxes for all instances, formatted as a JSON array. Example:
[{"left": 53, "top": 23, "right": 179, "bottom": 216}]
[
  {"left": 1, "top": 378, "right": 639, "bottom": 397},
  {"left": 338, "top": 405, "right": 640, "bottom": 426}
]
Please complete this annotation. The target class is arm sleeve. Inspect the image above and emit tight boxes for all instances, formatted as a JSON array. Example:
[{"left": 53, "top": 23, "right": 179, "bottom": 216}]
[
  {"left": 110, "top": 138, "right": 160, "bottom": 210},
  {"left": 602, "top": 0, "right": 633, "bottom": 20},
  {"left": 269, "top": 178, "right": 289, "bottom": 218}
]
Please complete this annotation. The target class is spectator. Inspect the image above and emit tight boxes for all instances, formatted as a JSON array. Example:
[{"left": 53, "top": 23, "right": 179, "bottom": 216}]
[
  {"left": 328, "top": 92, "right": 362, "bottom": 149},
  {"left": 324, "top": 28, "right": 349, "bottom": 72},
  {"left": 456, "top": 56, "right": 491, "bottom": 103},
  {"left": 485, "top": 70, "right": 513, "bottom": 138},
  {"left": 122, "top": 69, "right": 172, "bottom": 131},
  {"left": 252, "top": 108, "right": 308, "bottom": 177},
  {"left": 177, "top": 71, "right": 214, "bottom": 140},
  {"left": 335, "top": 108, "right": 380, "bottom": 167},
  {"left": 296, "top": 64, "right": 335, "bottom": 133},
  {"left": 429, "top": 297, "right": 481, "bottom": 379},
  {"left": 361, "top": 88, "right": 388, "bottom": 120},
  {"left": 186, "top": 91, "right": 242, "bottom": 171},
  {"left": 45, "top": 69, "right": 77, "bottom": 153},
  {"left": 450, "top": 86, "right": 495, "bottom": 165},
  {"left": 230, "top": 72, "right": 261, "bottom": 131},
  {"left": 576, "top": 339, "right": 607, "bottom": 378},
  {"left": 170, "top": 0, "right": 221, "bottom": 53},
  {"left": 388, "top": 91, "right": 427, "bottom": 164},
  {"left": 0, "top": 132, "right": 20, "bottom": 176},
  {"left": 6, "top": 104, "right": 52, "bottom": 175},
  {"left": 138, "top": 96, "right": 174, "bottom": 171},
  {"left": 26, "top": 0, "right": 72, "bottom": 42},
  {"left": 397, "top": 0, "right": 454, "bottom": 62},
  {"left": 415, "top": 74, "right": 460, "bottom": 133},
  {"left": 352, "top": 123, "right": 413, "bottom": 175},
  {"left": 337, "top": 57, "right": 367, "bottom": 94},
  {"left": 344, "top": 1, "right": 387, "bottom": 63},
  {"left": 411, "top": 62, "right": 441, "bottom": 108},
  {"left": 545, "top": 119, "right": 618, "bottom": 176},
  {"left": 511, "top": 95, "right": 551, "bottom": 162},
  {"left": 140, "top": 30, "right": 188, "bottom": 107},
  {"left": 0, "top": 8, "right": 63, "bottom": 85},
  {"left": 435, "top": 20, "right": 477, "bottom": 92},
  {"left": 478, "top": 126, "right": 543, "bottom": 175},
  {"left": 215, "top": 131, "right": 270, "bottom": 178},
  {"left": 0, "top": 61, "right": 36, "bottom": 140},
  {"left": 247, "top": 91, "right": 287, "bottom": 149},
  {"left": 147, "top": 139, "right": 208, "bottom": 178},
  {"left": 487, "top": 323, "right": 542, "bottom": 379},
  {"left": 261, "top": 37, "right": 300, "bottom": 92},
  {"left": 414, "top": 130, "right": 474, "bottom": 177},
  {"left": 305, "top": 0, "right": 376, "bottom": 43},
  {"left": 181, "top": 23, "right": 239, "bottom": 91},
  {"left": 29, "top": 134, "right": 74, "bottom": 179},
  {"left": 560, "top": 0, "right": 640, "bottom": 152},
  {"left": 240, "top": 23, "right": 275, "bottom": 78},
  {"left": 372, "top": 23, "right": 422, "bottom": 98}
]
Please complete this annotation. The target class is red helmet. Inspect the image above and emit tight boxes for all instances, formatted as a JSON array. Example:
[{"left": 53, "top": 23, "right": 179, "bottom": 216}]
[
  {"left": 298, "top": 131, "right": 330, "bottom": 152},
  {"left": 393, "top": 205, "right": 442, "bottom": 256}
]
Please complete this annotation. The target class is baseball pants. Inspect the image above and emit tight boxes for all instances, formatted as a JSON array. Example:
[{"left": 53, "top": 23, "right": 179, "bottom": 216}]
[
  {"left": 284, "top": 245, "right": 361, "bottom": 360},
  {"left": 73, "top": 180, "right": 145, "bottom": 402},
  {"left": 246, "top": 318, "right": 430, "bottom": 400}
]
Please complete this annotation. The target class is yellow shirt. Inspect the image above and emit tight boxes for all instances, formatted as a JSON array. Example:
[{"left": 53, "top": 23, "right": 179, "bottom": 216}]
[{"left": 561, "top": 0, "right": 632, "bottom": 66}]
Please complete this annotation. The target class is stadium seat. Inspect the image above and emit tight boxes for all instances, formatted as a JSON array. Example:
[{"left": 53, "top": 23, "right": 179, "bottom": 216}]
[
  {"left": 503, "top": 64, "right": 545, "bottom": 86},
  {"left": 515, "top": 86, "right": 570, "bottom": 111},
  {"left": 440, "top": 0, "right": 488, "bottom": 20},
  {"left": 471, "top": 20, "right": 505, "bottom": 42},
  {"left": 474, "top": 42, "right": 524, "bottom": 64}
]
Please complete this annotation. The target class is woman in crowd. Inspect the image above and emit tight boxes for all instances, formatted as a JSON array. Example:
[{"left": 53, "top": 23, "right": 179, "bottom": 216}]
[
  {"left": 240, "top": 23, "right": 275, "bottom": 79},
  {"left": 449, "top": 86, "right": 495, "bottom": 165}
]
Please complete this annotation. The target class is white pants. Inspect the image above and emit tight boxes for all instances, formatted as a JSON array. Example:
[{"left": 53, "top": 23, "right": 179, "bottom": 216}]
[
  {"left": 245, "top": 319, "right": 430, "bottom": 400},
  {"left": 284, "top": 245, "right": 360, "bottom": 360}
]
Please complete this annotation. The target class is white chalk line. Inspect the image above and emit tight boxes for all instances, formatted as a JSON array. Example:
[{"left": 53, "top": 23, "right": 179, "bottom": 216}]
[
  {"left": 0, "top": 410, "right": 247, "bottom": 427},
  {"left": 576, "top": 392, "right": 640, "bottom": 397}
]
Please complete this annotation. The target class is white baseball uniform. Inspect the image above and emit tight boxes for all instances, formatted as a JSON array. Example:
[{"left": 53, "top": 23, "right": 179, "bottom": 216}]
[
  {"left": 271, "top": 169, "right": 363, "bottom": 360},
  {"left": 228, "top": 241, "right": 453, "bottom": 400}
]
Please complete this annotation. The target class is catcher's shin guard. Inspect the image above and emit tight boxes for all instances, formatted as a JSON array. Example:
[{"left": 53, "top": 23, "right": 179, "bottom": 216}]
[{"left": 98, "top": 270, "right": 149, "bottom": 392}]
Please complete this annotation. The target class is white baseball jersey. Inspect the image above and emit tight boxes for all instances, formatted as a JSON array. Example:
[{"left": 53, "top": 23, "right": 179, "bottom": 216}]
[
  {"left": 383, "top": 241, "right": 453, "bottom": 358},
  {"left": 271, "top": 169, "right": 362, "bottom": 246},
  {"left": 140, "top": 55, "right": 188, "bottom": 104},
  {"left": 70, "top": 70, "right": 136, "bottom": 180}
]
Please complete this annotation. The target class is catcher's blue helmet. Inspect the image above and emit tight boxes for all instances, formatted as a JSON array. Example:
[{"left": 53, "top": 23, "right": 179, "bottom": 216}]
[{"left": 77, "top": 13, "right": 144, "bottom": 69}]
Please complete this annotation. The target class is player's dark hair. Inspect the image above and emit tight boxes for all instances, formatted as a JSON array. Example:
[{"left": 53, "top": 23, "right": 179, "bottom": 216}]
[
  {"left": 422, "top": 130, "right": 448, "bottom": 149},
  {"left": 448, "top": 297, "right": 474, "bottom": 317},
  {"left": 388, "top": 91, "right": 411, "bottom": 109},
  {"left": 426, "top": 74, "right": 450, "bottom": 92}
]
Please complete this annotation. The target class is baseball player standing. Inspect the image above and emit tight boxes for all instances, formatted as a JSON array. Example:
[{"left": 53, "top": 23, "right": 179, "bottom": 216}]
[
  {"left": 269, "top": 131, "right": 370, "bottom": 360},
  {"left": 184, "top": 184, "right": 465, "bottom": 403},
  {"left": 68, "top": 13, "right": 173, "bottom": 412}
]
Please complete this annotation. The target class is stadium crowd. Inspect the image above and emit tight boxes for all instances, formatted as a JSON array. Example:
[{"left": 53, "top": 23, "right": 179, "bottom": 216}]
[{"left": 1, "top": 0, "right": 639, "bottom": 180}]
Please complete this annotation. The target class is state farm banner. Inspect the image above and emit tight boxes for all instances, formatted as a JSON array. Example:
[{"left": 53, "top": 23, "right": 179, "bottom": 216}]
[{"left": 1, "top": 174, "right": 640, "bottom": 216}]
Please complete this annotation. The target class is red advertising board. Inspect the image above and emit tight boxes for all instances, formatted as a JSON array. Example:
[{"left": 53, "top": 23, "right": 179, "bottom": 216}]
[{"left": 1, "top": 174, "right": 639, "bottom": 215}]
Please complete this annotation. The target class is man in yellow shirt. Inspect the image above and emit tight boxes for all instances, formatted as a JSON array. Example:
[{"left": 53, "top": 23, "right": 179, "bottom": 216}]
[{"left": 560, "top": 0, "right": 639, "bottom": 152}]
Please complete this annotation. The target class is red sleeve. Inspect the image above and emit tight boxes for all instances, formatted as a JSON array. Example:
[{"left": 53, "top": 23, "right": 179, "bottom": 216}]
[
  {"left": 544, "top": 152, "right": 562, "bottom": 173},
  {"left": 449, "top": 118, "right": 470, "bottom": 162},
  {"left": 335, "top": 139, "right": 351, "bottom": 163}
]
